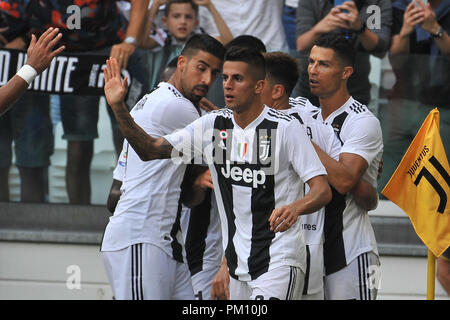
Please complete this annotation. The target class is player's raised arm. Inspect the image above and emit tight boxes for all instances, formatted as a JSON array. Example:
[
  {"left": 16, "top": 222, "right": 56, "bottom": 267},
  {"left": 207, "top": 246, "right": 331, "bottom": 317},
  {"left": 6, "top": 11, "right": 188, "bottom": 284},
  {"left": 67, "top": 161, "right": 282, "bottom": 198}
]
[{"left": 103, "top": 57, "right": 174, "bottom": 161}]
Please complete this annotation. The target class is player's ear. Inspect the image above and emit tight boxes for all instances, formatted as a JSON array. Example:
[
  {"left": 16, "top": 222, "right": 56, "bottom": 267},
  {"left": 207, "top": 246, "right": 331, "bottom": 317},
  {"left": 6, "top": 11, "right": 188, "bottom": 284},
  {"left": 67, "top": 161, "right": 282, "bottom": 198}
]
[
  {"left": 255, "top": 79, "right": 265, "bottom": 94},
  {"left": 272, "top": 84, "right": 285, "bottom": 100},
  {"left": 162, "top": 15, "right": 168, "bottom": 27},
  {"left": 342, "top": 66, "right": 353, "bottom": 80},
  {"left": 178, "top": 55, "right": 187, "bottom": 72}
]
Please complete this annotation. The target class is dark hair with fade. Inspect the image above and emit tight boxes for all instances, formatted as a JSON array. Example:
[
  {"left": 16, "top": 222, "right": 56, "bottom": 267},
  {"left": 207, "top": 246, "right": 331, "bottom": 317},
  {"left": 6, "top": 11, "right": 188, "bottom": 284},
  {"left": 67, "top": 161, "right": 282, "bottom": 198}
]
[
  {"left": 181, "top": 33, "right": 226, "bottom": 61},
  {"left": 164, "top": 0, "right": 199, "bottom": 17},
  {"left": 224, "top": 46, "right": 266, "bottom": 80},
  {"left": 264, "top": 52, "right": 299, "bottom": 97},
  {"left": 313, "top": 34, "right": 356, "bottom": 68},
  {"left": 225, "top": 35, "right": 267, "bottom": 53}
]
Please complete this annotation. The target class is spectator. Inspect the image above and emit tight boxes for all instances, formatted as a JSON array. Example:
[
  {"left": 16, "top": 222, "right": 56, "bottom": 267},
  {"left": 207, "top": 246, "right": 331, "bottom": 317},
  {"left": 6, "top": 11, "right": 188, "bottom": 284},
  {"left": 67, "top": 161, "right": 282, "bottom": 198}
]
[
  {"left": 198, "top": 0, "right": 288, "bottom": 107},
  {"left": 378, "top": 0, "right": 450, "bottom": 193},
  {"left": 283, "top": 0, "right": 300, "bottom": 57},
  {"left": 140, "top": 0, "right": 232, "bottom": 92},
  {"left": 199, "top": 0, "right": 288, "bottom": 52},
  {"left": 295, "top": 0, "right": 392, "bottom": 106},
  {"left": 0, "top": 0, "right": 150, "bottom": 204},
  {"left": 0, "top": 8, "right": 56, "bottom": 203}
]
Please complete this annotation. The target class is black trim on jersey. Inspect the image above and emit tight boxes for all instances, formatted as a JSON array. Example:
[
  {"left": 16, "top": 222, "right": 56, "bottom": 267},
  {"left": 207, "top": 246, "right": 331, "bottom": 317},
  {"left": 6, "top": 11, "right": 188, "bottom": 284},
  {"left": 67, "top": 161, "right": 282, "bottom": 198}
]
[
  {"left": 247, "top": 119, "right": 278, "bottom": 280},
  {"left": 290, "top": 112, "right": 304, "bottom": 125},
  {"left": 302, "top": 245, "right": 311, "bottom": 295},
  {"left": 349, "top": 101, "right": 367, "bottom": 114},
  {"left": 170, "top": 200, "right": 184, "bottom": 263},
  {"left": 330, "top": 111, "right": 349, "bottom": 146},
  {"left": 267, "top": 109, "right": 293, "bottom": 122},
  {"left": 185, "top": 189, "right": 213, "bottom": 276},
  {"left": 323, "top": 186, "right": 347, "bottom": 275},
  {"left": 212, "top": 115, "right": 239, "bottom": 279}
]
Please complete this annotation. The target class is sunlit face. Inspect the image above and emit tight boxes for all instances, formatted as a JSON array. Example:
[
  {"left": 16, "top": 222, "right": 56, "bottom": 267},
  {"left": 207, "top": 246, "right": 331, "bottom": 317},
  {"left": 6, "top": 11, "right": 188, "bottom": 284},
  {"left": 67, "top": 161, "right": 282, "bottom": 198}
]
[
  {"left": 179, "top": 50, "right": 222, "bottom": 104},
  {"left": 222, "top": 61, "right": 260, "bottom": 113},
  {"left": 307, "top": 45, "right": 349, "bottom": 99},
  {"left": 163, "top": 3, "right": 199, "bottom": 41}
]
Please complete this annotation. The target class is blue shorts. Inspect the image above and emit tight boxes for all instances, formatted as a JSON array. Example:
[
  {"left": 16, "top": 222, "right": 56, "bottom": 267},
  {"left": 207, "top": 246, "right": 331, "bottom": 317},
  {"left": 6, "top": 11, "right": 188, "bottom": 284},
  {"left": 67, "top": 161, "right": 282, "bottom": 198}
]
[
  {"left": 59, "top": 94, "right": 100, "bottom": 141},
  {"left": 0, "top": 92, "right": 53, "bottom": 168}
]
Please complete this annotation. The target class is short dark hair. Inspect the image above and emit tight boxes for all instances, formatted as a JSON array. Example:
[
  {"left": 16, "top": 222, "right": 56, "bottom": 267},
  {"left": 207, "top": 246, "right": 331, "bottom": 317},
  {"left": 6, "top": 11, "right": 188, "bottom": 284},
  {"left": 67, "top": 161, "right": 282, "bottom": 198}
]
[
  {"left": 167, "top": 56, "right": 179, "bottom": 69},
  {"left": 225, "top": 35, "right": 267, "bottom": 53},
  {"left": 164, "top": 0, "right": 199, "bottom": 17},
  {"left": 224, "top": 46, "right": 266, "bottom": 80},
  {"left": 181, "top": 34, "right": 226, "bottom": 61},
  {"left": 313, "top": 34, "right": 356, "bottom": 67},
  {"left": 264, "top": 52, "right": 299, "bottom": 97}
]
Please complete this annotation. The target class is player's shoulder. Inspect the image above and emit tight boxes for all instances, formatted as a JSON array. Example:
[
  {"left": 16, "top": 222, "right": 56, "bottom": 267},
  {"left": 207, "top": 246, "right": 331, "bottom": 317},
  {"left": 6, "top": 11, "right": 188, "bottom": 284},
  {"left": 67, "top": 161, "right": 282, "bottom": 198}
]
[
  {"left": 289, "top": 96, "right": 309, "bottom": 108},
  {"left": 343, "top": 98, "right": 376, "bottom": 120},
  {"left": 209, "top": 108, "right": 233, "bottom": 119},
  {"left": 150, "top": 82, "right": 192, "bottom": 105},
  {"left": 266, "top": 106, "right": 296, "bottom": 123}
]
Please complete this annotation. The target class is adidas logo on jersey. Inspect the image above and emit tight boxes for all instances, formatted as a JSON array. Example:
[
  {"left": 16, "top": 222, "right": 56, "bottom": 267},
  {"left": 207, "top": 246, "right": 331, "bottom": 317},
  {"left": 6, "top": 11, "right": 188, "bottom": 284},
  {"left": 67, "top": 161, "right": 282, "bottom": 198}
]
[{"left": 220, "top": 160, "right": 266, "bottom": 188}]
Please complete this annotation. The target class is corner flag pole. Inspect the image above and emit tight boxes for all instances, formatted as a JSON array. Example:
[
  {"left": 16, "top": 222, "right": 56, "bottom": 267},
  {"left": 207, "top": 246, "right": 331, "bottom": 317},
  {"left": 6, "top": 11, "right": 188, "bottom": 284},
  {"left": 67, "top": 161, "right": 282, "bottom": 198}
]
[{"left": 427, "top": 250, "right": 436, "bottom": 300}]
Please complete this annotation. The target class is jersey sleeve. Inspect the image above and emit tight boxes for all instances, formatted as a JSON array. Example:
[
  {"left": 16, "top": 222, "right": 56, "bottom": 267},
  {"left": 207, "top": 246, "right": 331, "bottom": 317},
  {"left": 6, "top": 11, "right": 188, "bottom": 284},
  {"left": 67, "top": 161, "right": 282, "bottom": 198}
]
[
  {"left": 285, "top": 120, "right": 327, "bottom": 183},
  {"left": 340, "top": 115, "right": 383, "bottom": 165},
  {"left": 150, "top": 97, "right": 200, "bottom": 136},
  {"left": 164, "top": 113, "right": 212, "bottom": 162}
]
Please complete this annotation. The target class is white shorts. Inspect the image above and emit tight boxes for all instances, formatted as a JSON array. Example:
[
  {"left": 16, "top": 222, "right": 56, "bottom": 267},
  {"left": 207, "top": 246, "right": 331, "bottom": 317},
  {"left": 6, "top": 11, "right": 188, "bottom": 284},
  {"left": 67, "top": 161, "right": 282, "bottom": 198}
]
[
  {"left": 191, "top": 266, "right": 221, "bottom": 300},
  {"left": 324, "top": 251, "right": 380, "bottom": 300},
  {"left": 230, "top": 265, "right": 304, "bottom": 300},
  {"left": 102, "top": 243, "right": 194, "bottom": 300},
  {"left": 301, "top": 244, "right": 324, "bottom": 300}
]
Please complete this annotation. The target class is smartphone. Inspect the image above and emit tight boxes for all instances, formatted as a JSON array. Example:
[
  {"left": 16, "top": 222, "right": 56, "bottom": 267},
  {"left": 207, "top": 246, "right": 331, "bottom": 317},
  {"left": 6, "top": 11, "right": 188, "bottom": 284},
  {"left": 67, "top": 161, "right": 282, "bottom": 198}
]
[
  {"left": 413, "top": 0, "right": 428, "bottom": 6},
  {"left": 334, "top": 0, "right": 349, "bottom": 13}
]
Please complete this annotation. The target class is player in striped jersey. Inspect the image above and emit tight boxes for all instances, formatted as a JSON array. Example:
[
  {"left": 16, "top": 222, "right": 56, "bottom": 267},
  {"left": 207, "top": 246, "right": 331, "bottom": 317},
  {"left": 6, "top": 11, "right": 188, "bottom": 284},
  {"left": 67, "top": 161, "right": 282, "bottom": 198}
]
[
  {"left": 306, "top": 34, "right": 383, "bottom": 300},
  {"left": 261, "top": 51, "right": 380, "bottom": 300},
  {"left": 178, "top": 166, "right": 223, "bottom": 300},
  {"left": 104, "top": 46, "right": 332, "bottom": 300},
  {"left": 100, "top": 34, "right": 225, "bottom": 300}
]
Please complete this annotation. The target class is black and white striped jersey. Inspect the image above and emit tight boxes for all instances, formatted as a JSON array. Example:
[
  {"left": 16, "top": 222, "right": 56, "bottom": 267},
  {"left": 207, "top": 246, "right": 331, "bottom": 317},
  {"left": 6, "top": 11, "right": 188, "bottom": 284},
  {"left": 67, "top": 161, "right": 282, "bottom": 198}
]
[
  {"left": 101, "top": 82, "right": 200, "bottom": 263},
  {"left": 315, "top": 97, "right": 383, "bottom": 275},
  {"left": 180, "top": 189, "right": 223, "bottom": 277},
  {"left": 165, "top": 105, "right": 327, "bottom": 281},
  {"left": 284, "top": 97, "right": 340, "bottom": 246}
]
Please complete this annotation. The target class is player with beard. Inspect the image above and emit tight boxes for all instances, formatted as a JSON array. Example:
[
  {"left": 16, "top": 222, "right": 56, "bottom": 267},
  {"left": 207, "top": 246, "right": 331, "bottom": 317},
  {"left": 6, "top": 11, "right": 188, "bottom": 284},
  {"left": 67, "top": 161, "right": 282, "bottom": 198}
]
[{"left": 100, "top": 34, "right": 225, "bottom": 300}]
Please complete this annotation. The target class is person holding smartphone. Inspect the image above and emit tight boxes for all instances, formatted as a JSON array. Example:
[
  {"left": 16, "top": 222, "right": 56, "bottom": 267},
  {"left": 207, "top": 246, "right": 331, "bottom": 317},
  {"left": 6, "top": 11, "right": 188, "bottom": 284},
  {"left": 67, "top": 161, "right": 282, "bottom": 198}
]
[{"left": 294, "top": 0, "right": 393, "bottom": 106}]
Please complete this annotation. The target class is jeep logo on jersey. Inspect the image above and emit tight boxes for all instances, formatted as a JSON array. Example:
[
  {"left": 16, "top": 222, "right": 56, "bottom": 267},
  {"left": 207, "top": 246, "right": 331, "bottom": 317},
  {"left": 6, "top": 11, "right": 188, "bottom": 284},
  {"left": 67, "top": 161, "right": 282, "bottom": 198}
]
[{"left": 220, "top": 160, "right": 266, "bottom": 188}]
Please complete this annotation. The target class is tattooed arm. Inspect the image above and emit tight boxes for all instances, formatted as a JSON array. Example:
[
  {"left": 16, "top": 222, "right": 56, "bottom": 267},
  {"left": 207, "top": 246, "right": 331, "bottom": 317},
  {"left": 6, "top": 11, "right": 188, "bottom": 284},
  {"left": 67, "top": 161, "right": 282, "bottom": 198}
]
[{"left": 103, "top": 57, "right": 174, "bottom": 161}]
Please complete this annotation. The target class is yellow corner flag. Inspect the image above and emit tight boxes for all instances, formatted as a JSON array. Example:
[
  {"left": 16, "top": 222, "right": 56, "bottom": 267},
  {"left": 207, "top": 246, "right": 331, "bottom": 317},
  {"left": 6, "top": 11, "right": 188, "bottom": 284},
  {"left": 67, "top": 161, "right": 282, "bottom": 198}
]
[{"left": 382, "top": 108, "right": 450, "bottom": 258}]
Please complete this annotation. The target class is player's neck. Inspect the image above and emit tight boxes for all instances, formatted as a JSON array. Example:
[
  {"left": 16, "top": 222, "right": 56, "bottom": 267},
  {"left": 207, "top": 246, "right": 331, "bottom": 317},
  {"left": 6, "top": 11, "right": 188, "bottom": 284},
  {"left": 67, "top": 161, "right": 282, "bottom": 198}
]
[
  {"left": 233, "top": 100, "right": 265, "bottom": 129},
  {"left": 168, "top": 72, "right": 183, "bottom": 96},
  {"left": 271, "top": 97, "right": 290, "bottom": 111},
  {"left": 319, "top": 89, "right": 351, "bottom": 121}
]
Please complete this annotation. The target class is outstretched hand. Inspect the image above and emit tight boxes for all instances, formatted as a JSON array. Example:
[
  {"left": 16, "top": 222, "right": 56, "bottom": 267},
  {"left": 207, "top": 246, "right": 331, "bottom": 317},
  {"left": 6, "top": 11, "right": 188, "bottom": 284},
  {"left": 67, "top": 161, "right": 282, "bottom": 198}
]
[
  {"left": 26, "top": 27, "right": 65, "bottom": 74},
  {"left": 104, "top": 57, "right": 129, "bottom": 108}
]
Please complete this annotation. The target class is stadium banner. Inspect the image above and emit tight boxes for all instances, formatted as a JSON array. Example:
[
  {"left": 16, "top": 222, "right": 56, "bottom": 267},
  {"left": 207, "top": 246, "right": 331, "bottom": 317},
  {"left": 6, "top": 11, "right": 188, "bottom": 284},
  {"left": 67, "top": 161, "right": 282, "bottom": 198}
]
[
  {"left": 382, "top": 108, "right": 450, "bottom": 258},
  {"left": 0, "top": 48, "right": 143, "bottom": 105}
]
